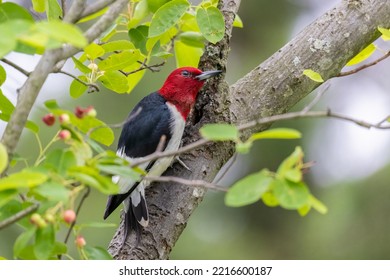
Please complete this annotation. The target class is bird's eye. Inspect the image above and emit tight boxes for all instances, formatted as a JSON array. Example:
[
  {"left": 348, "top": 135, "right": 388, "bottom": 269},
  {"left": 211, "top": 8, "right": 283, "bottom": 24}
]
[{"left": 181, "top": 70, "right": 190, "bottom": 77}]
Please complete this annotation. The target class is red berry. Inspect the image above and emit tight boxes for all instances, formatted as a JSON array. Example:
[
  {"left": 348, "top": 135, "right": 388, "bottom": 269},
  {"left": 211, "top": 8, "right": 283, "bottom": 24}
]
[
  {"left": 74, "top": 106, "right": 85, "bottom": 119},
  {"left": 75, "top": 236, "right": 86, "bottom": 248},
  {"left": 74, "top": 106, "right": 97, "bottom": 118},
  {"left": 59, "top": 113, "right": 70, "bottom": 124},
  {"left": 62, "top": 209, "right": 76, "bottom": 224},
  {"left": 86, "top": 106, "right": 97, "bottom": 117},
  {"left": 58, "top": 129, "right": 71, "bottom": 140},
  {"left": 42, "top": 113, "right": 55, "bottom": 126}
]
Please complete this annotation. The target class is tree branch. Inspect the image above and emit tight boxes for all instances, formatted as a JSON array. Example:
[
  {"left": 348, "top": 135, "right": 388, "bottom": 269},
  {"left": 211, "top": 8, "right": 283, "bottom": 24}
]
[
  {"left": 338, "top": 50, "right": 390, "bottom": 77},
  {"left": 0, "top": 58, "right": 100, "bottom": 92},
  {"left": 0, "top": 203, "right": 39, "bottom": 230},
  {"left": 80, "top": 0, "right": 116, "bottom": 19},
  {"left": 108, "top": 0, "right": 390, "bottom": 259}
]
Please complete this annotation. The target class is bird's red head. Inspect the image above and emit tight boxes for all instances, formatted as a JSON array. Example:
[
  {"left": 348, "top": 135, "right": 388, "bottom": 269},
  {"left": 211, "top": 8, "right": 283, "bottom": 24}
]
[{"left": 159, "top": 67, "right": 222, "bottom": 119}]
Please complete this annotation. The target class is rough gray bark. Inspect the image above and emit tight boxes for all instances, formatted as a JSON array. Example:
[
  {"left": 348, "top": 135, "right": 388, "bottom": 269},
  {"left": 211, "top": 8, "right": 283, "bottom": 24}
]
[{"left": 109, "top": 0, "right": 390, "bottom": 259}]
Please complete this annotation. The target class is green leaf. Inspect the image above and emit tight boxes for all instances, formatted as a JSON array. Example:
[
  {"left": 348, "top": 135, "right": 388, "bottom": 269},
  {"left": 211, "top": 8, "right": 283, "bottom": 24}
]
[
  {"left": 101, "top": 40, "right": 135, "bottom": 53},
  {"left": 98, "top": 70, "right": 129, "bottom": 93},
  {"left": 0, "top": 112, "right": 39, "bottom": 134},
  {"left": 26, "top": 120, "right": 40, "bottom": 134},
  {"left": 303, "top": 69, "right": 324, "bottom": 83},
  {"left": 45, "top": 0, "right": 62, "bottom": 20},
  {"left": 200, "top": 123, "right": 239, "bottom": 141},
  {"left": 70, "top": 76, "right": 88, "bottom": 98},
  {"left": 44, "top": 99, "right": 60, "bottom": 110},
  {"left": 178, "top": 31, "right": 205, "bottom": 48},
  {"left": 14, "top": 227, "right": 36, "bottom": 257},
  {"left": 0, "top": 2, "right": 34, "bottom": 23},
  {"left": 378, "top": 27, "right": 390, "bottom": 41},
  {"left": 33, "top": 181, "right": 70, "bottom": 203},
  {"left": 34, "top": 20, "right": 87, "bottom": 48},
  {"left": 45, "top": 149, "right": 77, "bottom": 176},
  {"left": 346, "top": 43, "right": 376, "bottom": 66},
  {"left": 71, "top": 115, "right": 115, "bottom": 146},
  {"left": 16, "top": 245, "right": 37, "bottom": 260},
  {"left": 196, "top": 6, "right": 225, "bottom": 44},
  {"left": 84, "top": 246, "right": 113, "bottom": 260},
  {"left": 277, "top": 146, "right": 304, "bottom": 179},
  {"left": 147, "top": 0, "right": 171, "bottom": 13},
  {"left": 233, "top": 14, "right": 243, "bottom": 28},
  {"left": 174, "top": 40, "right": 203, "bottom": 67},
  {"left": 225, "top": 170, "right": 273, "bottom": 207},
  {"left": 262, "top": 191, "right": 279, "bottom": 207},
  {"left": 0, "top": 171, "right": 48, "bottom": 191},
  {"left": 96, "top": 164, "right": 141, "bottom": 181},
  {"left": 0, "top": 89, "right": 14, "bottom": 114},
  {"left": 149, "top": 0, "right": 190, "bottom": 38},
  {"left": 0, "top": 199, "right": 22, "bottom": 221},
  {"left": 52, "top": 242, "right": 67, "bottom": 255},
  {"left": 0, "top": 189, "right": 17, "bottom": 208},
  {"left": 235, "top": 141, "right": 252, "bottom": 154},
  {"left": 249, "top": 128, "right": 302, "bottom": 141},
  {"left": 0, "top": 64, "right": 6, "bottom": 85},
  {"left": 181, "top": 12, "right": 200, "bottom": 32},
  {"left": 71, "top": 57, "right": 92, "bottom": 74},
  {"left": 298, "top": 203, "right": 311, "bottom": 216},
  {"left": 128, "top": 25, "right": 149, "bottom": 54},
  {"left": 273, "top": 179, "right": 310, "bottom": 210},
  {"left": 284, "top": 168, "right": 302, "bottom": 183},
  {"left": 34, "top": 224, "right": 55, "bottom": 259},
  {"left": 126, "top": 66, "right": 146, "bottom": 94},
  {"left": 0, "top": 142, "right": 8, "bottom": 174},
  {"left": 128, "top": 0, "right": 150, "bottom": 28},
  {"left": 310, "top": 195, "right": 328, "bottom": 214},
  {"left": 98, "top": 50, "right": 140, "bottom": 71},
  {"left": 68, "top": 166, "right": 119, "bottom": 195},
  {"left": 0, "top": 23, "right": 17, "bottom": 58},
  {"left": 78, "top": 7, "right": 108, "bottom": 23},
  {"left": 32, "top": 0, "right": 45, "bottom": 13},
  {"left": 84, "top": 43, "right": 105, "bottom": 60}
]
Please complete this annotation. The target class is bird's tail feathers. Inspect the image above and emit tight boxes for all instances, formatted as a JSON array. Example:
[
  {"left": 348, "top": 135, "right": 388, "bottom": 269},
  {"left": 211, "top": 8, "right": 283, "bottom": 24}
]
[
  {"left": 131, "top": 187, "right": 149, "bottom": 227},
  {"left": 123, "top": 197, "right": 142, "bottom": 248}
]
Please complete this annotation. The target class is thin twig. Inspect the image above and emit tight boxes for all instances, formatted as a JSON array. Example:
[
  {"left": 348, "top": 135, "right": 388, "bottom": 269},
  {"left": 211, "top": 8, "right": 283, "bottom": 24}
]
[
  {"left": 130, "top": 110, "right": 390, "bottom": 168},
  {"left": 145, "top": 175, "right": 227, "bottom": 192},
  {"left": 1, "top": 58, "right": 100, "bottom": 92},
  {"left": 1, "top": 58, "right": 30, "bottom": 76},
  {"left": 61, "top": 0, "right": 67, "bottom": 19},
  {"left": 54, "top": 70, "right": 100, "bottom": 92},
  {"left": 119, "top": 61, "right": 165, "bottom": 77},
  {"left": 80, "top": 0, "right": 116, "bottom": 19},
  {"left": 301, "top": 83, "right": 330, "bottom": 114},
  {"left": 63, "top": 186, "right": 90, "bottom": 245},
  {"left": 338, "top": 51, "right": 390, "bottom": 77},
  {"left": 0, "top": 203, "right": 39, "bottom": 230}
]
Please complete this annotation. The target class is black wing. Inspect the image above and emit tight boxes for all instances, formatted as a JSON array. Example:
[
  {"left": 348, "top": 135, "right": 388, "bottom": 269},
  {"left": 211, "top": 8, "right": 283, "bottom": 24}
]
[{"left": 103, "top": 92, "right": 172, "bottom": 220}]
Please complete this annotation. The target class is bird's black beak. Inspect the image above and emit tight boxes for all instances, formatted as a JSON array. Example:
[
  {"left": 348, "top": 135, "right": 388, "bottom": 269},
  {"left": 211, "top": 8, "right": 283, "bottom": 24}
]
[{"left": 195, "top": 70, "right": 222, "bottom": 81}]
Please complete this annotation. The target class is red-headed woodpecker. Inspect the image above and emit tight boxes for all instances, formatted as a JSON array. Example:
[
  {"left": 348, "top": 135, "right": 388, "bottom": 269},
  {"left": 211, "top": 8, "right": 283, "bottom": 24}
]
[{"left": 104, "top": 67, "right": 222, "bottom": 244}]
